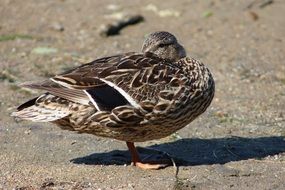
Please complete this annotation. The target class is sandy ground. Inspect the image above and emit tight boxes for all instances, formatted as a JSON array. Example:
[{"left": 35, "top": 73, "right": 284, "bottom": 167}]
[{"left": 0, "top": 0, "right": 285, "bottom": 189}]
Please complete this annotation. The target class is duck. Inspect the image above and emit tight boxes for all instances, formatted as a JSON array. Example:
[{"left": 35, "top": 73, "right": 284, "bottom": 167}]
[{"left": 12, "top": 31, "right": 215, "bottom": 169}]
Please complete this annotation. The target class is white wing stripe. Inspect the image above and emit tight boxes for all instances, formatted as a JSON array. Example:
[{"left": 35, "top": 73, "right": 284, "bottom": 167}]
[
  {"left": 84, "top": 90, "right": 101, "bottom": 111},
  {"left": 50, "top": 78, "right": 72, "bottom": 88},
  {"left": 99, "top": 79, "right": 141, "bottom": 109}
]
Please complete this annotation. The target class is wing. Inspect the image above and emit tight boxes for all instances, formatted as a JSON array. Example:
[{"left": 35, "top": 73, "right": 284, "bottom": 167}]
[
  {"left": 49, "top": 52, "right": 190, "bottom": 113},
  {"left": 22, "top": 52, "right": 190, "bottom": 116},
  {"left": 21, "top": 80, "right": 90, "bottom": 105}
]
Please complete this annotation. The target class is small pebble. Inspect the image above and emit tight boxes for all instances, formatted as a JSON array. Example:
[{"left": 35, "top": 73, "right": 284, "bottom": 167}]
[
  {"left": 106, "top": 4, "right": 120, "bottom": 11},
  {"left": 50, "top": 22, "right": 64, "bottom": 32},
  {"left": 24, "top": 128, "right": 31, "bottom": 135},
  {"left": 71, "top": 141, "right": 77, "bottom": 145},
  {"left": 249, "top": 11, "right": 259, "bottom": 21}
]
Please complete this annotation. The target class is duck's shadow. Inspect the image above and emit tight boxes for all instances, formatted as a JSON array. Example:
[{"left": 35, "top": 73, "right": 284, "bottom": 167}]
[{"left": 71, "top": 136, "right": 285, "bottom": 166}]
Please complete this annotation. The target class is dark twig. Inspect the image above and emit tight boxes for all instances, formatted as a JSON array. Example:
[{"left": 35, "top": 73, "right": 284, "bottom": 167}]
[{"left": 99, "top": 14, "right": 144, "bottom": 37}]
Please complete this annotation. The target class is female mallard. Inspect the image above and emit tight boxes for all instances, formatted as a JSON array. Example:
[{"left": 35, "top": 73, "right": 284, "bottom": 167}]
[{"left": 12, "top": 31, "right": 215, "bottom": 169}]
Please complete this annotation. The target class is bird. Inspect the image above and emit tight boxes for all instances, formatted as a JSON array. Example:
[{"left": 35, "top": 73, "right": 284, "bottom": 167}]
[{"left": 12, "top": 31, "right": 215, "bottom": 170}]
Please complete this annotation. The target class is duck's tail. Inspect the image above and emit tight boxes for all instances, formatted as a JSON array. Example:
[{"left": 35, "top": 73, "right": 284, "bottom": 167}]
[{"left": 11, "top": 93, "right": 70, "bottom": 122}]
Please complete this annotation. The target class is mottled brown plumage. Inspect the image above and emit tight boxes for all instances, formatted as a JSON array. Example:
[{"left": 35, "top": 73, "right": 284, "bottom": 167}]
[{"left": 12, "top": 31, "right": 215, "bottom": 169}]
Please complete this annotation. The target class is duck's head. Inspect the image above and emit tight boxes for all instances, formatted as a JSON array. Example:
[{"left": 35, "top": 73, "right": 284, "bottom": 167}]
[{"left": 142, "top": 31, "right": 186, "bottom": 62}]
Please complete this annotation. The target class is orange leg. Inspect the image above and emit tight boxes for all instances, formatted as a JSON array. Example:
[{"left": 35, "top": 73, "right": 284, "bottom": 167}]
[{"left": 126, "top": 142, "right": 170, "bottom": 170}]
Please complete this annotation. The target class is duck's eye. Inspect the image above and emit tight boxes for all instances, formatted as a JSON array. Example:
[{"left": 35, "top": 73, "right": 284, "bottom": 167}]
[{"left": 158, "top": 43, "right": 168, "bottom": 48}]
